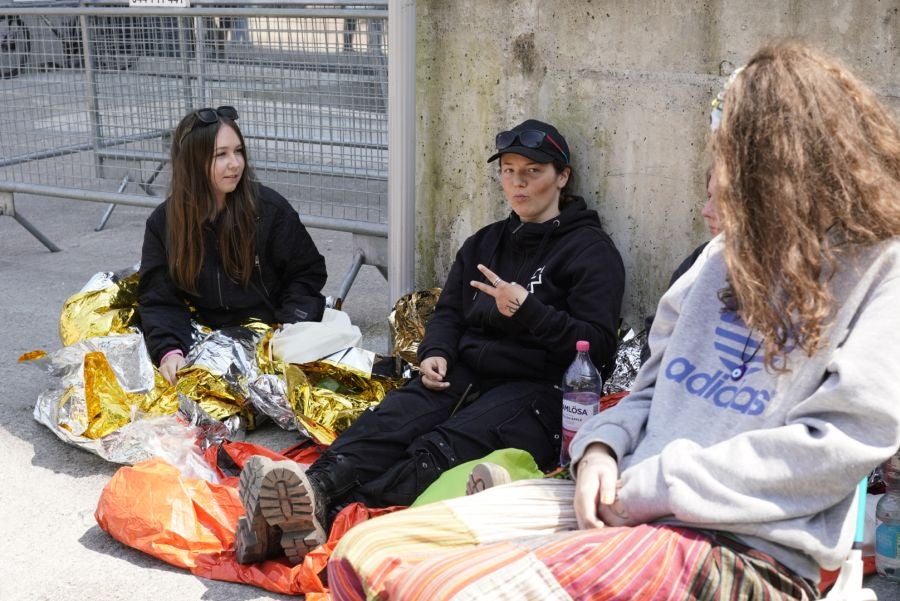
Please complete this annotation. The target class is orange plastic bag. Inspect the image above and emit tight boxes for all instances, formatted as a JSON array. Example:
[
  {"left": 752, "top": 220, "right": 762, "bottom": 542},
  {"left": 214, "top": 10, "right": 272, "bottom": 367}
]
[{"left": 95, "top": 441, "right": 398, "bottom": 597}]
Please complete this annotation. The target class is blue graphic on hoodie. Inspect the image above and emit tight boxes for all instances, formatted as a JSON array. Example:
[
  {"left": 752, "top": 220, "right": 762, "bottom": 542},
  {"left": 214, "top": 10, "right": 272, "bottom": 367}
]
[{"left": 663, "top": 311, "right": 773, "bottom": 416}]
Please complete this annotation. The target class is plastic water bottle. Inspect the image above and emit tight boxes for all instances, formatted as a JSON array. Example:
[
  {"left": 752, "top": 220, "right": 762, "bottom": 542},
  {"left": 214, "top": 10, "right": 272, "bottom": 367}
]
[
  {"left": 560, "top": 340, "right": 602, "bottom": 466},
  {"left": 876, "top": 449, "right": 900, "bottom": 581}
]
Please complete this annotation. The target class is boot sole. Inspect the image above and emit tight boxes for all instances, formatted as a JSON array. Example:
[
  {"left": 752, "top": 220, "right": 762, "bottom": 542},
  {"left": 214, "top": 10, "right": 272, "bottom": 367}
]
[
  {"left": 465, "top": 462, "right": 513, "bottom": 495},
  {"left": 234, "top": 511, "right": 274, "bottom": 564},
  {"left": 238, "top": 455, "right": 327, "bottom": 565}
]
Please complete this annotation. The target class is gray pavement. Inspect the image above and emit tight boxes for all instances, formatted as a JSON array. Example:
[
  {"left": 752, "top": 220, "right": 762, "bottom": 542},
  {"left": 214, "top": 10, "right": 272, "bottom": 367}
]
[{"left": 0, "top": 192, "right": 389, "bottom": 600}]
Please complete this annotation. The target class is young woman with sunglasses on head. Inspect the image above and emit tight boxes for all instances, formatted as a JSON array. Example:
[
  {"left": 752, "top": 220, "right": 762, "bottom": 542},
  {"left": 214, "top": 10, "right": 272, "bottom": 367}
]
[
  {"left": 231, "top": 119, "right": 626, "bottom": 565},
  {"left": 138, "top": 106, "right": 327, "bottom": 385}
]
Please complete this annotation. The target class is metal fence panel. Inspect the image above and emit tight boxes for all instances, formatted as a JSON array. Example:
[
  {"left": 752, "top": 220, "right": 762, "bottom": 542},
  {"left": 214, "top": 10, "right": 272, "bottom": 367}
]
[{"left": 0, "top": 3, "right": 388, "bottom": 231}]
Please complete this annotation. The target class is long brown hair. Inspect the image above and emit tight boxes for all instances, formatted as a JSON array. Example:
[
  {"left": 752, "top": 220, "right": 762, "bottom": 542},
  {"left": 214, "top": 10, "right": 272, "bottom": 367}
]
[
  {"left": 167, "top": 110, "right": 258, "bottom": 294},
  {"left": 713, "top": 41, "right": 900, "bottom": 368}
]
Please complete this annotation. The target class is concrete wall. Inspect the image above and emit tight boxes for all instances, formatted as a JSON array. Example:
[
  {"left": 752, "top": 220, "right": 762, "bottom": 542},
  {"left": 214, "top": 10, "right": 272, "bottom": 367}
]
[{"left": 414, "top": 0, "right": 899, "bottom": 327}]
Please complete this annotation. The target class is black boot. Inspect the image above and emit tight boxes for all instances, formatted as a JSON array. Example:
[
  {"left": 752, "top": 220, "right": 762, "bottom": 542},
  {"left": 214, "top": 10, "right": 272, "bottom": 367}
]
[{"left": 304, "top": 453, "right": 360, "bottom": 527}]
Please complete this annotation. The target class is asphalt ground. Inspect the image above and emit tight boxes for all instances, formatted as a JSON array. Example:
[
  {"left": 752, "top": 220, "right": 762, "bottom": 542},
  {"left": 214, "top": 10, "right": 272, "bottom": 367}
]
[{"left": 0, "top": 192, "right": 389, "bottom": 600}]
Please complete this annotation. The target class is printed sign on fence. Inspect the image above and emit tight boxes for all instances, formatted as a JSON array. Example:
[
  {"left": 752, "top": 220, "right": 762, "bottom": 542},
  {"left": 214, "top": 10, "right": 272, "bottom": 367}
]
[{"left": 128, "top": 0, "right": 190, "bottom": 7}]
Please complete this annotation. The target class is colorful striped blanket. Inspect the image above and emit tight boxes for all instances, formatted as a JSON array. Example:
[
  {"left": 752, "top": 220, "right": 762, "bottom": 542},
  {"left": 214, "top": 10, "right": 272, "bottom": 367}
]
[{"left": 328, "top": 479, "right": 820, "bottom": 601}]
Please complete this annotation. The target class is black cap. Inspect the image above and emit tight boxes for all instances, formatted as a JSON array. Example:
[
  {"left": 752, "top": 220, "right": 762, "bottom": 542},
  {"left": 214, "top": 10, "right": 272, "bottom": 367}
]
[{"left": 487, "top": 119, "right": 570, "bottom": 165}]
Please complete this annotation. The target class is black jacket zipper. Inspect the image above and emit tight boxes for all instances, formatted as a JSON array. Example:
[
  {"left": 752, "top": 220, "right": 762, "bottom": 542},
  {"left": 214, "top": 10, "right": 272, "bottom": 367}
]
[
  {"left": 217, "top": 268, "right": 228, "bottom": 309},
  {"left": 255, "top": 256, "right": 270, "bottom": 297}
]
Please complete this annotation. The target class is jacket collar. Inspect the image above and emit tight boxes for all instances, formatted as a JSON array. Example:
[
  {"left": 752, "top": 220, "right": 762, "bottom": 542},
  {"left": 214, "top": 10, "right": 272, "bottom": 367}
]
[{"left": 506, "top": 196, "right": 594, "bottom": 244}]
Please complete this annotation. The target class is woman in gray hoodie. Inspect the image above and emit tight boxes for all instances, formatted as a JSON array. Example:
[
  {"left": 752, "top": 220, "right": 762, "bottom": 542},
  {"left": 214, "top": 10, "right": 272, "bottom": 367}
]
[{"left": 326, "top": 41, "right": 900, "bottom": 601}]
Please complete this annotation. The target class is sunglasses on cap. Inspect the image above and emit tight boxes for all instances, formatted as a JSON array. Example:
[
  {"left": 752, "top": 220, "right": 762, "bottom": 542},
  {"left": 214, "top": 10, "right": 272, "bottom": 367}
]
[
  {"left": 495, "top": 129, "right": 569, "bottom": 164},
  {"left": 179, "top": 105, "right": 239, "bottom": 145}
]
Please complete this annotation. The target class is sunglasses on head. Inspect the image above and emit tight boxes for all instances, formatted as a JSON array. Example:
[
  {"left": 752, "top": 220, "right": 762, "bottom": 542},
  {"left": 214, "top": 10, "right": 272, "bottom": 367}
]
[
  {"left": 179, "top": 106, "right": 239, "bottom": 145},
  {"left": 495, "top": 129, "right": 569, "bottom": 164}
]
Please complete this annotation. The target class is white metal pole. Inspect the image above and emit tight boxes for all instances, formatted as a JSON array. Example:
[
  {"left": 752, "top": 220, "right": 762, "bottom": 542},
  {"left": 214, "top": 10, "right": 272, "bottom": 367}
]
[{"left": 388, "top": 0, "right": 416, "bottom": 304}]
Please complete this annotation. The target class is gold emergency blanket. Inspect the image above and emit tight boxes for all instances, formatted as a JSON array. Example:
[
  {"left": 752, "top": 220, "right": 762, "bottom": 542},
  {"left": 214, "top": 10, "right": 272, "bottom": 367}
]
[
  {"left": 28, "top": 271, "right": 407, "bottom": 461},
  {"left": 388, "top": 288, "right": 441, "bottom": 366},
  {"left": 256, "top": 334, "right": 403, "bottom": 445},
  {"left": 29, "top": 332, "right": 182, "bottom": 462},
  {"left": 59, "top": 271, "right": 140, "bottom": 346}
]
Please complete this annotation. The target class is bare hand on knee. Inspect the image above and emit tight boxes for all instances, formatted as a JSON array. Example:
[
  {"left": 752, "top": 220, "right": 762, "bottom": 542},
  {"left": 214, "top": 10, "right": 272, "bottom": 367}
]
[
  {"left": 574, "top": 442, "right": 630, "bottom": 529},
  {"left": 420, "top": 356, "right": 450, "bottom": 390}
]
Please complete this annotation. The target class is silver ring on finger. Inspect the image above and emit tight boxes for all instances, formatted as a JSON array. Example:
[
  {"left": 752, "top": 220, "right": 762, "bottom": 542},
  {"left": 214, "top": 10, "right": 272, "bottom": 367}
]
[{"left": 492, "top": 277, "right": 502, "bottom": 287}]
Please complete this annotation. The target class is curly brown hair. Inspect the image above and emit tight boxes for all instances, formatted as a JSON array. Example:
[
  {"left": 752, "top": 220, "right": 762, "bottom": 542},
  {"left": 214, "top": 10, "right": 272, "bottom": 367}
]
[{"left": 712, "top": 41, "right": 900, "bottom": 369}]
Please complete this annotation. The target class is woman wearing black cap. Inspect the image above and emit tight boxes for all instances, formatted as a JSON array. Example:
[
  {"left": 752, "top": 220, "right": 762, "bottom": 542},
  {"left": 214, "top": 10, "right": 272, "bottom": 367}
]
[{"left": 233, "top": 119, "right": 626, "bottom": 565}]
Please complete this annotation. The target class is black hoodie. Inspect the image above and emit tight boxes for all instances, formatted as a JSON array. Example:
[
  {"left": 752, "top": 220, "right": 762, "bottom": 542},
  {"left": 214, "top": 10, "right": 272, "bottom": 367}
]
[
  {"left": 138, "top": 186, "right": 327, "bottom": 364},
  {"left": 418, "top": 197, "right": 625, "bottom": 384}
]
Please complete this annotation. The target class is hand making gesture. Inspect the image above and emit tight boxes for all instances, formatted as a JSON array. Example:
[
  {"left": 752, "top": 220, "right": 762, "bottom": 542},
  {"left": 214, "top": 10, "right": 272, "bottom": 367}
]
[{"left": 470, "top": 264, "right": 529, "bottom": 317}]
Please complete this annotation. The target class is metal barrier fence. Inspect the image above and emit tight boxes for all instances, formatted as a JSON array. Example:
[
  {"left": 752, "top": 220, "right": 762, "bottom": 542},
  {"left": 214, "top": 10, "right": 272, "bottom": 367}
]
[{"left": 0, "top": 0, "right": 390, "bottom": 261}]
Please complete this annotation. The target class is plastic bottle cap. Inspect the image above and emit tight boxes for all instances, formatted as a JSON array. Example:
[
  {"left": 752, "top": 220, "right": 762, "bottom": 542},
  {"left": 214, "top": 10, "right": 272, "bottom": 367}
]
[{"left": 576, "top": 340, "right": 590, "bottom": 352}]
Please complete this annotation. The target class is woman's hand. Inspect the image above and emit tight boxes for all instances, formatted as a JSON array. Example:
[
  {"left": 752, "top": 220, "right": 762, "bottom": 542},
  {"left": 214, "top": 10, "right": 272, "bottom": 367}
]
[
  {"left": 420, "top": 356, "right": 450, "bottom": 391},
  {"left": 470, "top": 264, "right": 529, "bottom": 317},
  {"left": 159, "top": 351, "right": 187, "bottom": 385},
  {"left": 574, "top": 442, "right": 631, "bottom": 529}
]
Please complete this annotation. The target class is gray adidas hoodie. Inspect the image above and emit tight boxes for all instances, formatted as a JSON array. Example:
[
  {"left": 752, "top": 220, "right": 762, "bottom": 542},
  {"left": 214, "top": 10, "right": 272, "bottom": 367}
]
[{"left": 570, "top": 234, "right": 900, "bottom": 583}]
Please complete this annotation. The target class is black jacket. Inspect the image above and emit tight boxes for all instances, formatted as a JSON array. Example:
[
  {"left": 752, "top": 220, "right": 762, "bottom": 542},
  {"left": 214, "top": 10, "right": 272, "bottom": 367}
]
[
  {"left": 640, "top": 241, "right": 709, "bottom": 364},
  {"left": 138, "top": 185, "right": 327, "bottom": 364},
  {"left": 418, "top": 197, "right": 625, "bottom": 385}
]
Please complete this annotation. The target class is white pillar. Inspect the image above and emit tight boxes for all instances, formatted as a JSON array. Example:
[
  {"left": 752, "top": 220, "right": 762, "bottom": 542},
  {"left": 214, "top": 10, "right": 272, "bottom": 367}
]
[{"left": 387, "top": 0, "right": 416, "bottom": 304}]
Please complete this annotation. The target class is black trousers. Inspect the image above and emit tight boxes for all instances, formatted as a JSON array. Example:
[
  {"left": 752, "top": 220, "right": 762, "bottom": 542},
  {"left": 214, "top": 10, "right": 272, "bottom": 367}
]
[{"left": 307, "top": 361, "right": 562, "bottom": 510}]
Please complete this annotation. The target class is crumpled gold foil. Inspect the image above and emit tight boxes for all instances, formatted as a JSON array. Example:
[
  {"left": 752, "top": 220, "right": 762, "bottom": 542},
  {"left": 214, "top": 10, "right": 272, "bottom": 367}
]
[
  {"left": 82, "top": 351, "right": 147, "bottom": 439},
  {"left": 30, "top": 326, "right": 259, "bottom": 462},
  {"left": 248, "top": 330, "right": 300, "bottom": 430},
  {"left": 292, "top": 355, "right": 400, "bottom": 445},
  {"left": 253, "top": 331, "right": 403, "bottom": 445},
  {"left": 59, "top": 271, "right": 141, "bottom": 346},
  {"left": 255, "top": 328, "right": 280, "bottom": 375},
  {"left": 33, "top": 270, "right": 410, "bottom": 460},
  {"left": 32, "top": 333, "right": 178, "bottom": 458},
  {"left": 176, "top": 367, "right": 244, "bottom": 420},
  {"left": 388, "top": 288, "right": 441, "bottom": 366},
  {"left": 176, "top": 323, "right": 272, "bottom": 430},
  {"left": 320, "top": 347, "right": 375, "bottom": 379},
  {"left": 18, "top": 350, "right": 47, "bottom": 362},
  {"left": 28, "top": 331, "right": 223, "bottom": 471}
]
